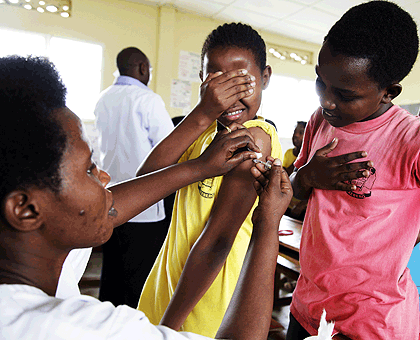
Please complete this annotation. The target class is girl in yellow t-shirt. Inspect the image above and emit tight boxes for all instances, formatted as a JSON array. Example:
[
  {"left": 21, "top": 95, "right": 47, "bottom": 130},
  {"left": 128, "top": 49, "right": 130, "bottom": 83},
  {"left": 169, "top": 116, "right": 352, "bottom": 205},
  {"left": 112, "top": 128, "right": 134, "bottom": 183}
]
[{"left": 137, "top": 23, "right": 282, "bottom": 337}]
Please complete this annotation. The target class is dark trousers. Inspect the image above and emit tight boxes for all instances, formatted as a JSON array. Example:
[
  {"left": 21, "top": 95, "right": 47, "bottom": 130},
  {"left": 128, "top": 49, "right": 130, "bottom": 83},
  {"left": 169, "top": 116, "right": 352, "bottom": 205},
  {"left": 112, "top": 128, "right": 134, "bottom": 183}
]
[
  {"left": 99, "top": 220, "right": 169, "bottom": 308},
  {"left": 286, "top": 313, "right": 311, "bottom": 340}
]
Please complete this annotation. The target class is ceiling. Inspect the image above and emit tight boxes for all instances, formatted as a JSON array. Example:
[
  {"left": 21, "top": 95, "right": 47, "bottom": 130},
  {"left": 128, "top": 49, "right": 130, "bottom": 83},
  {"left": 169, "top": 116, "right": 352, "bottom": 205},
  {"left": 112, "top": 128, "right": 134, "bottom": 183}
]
[{"left": 122, "top": 0, "right": 420, "bottom": 45}]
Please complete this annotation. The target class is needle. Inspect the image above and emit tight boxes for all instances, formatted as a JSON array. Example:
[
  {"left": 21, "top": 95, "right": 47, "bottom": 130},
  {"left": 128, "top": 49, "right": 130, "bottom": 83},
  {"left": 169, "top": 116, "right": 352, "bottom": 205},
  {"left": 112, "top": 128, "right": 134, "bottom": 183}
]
[{"left": 253, "top": 159, "right": 272, "bottom": 170}]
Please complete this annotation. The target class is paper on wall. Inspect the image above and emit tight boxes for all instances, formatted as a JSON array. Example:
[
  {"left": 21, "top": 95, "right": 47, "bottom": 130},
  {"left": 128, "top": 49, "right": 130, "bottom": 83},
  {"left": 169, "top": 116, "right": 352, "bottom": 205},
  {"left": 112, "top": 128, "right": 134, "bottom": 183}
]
[
  {"left": 178, "top": 50, "right": 201, "bottom": 83},
  {"left": 170, "top": 79, "right": 192, "bottom": 112}
]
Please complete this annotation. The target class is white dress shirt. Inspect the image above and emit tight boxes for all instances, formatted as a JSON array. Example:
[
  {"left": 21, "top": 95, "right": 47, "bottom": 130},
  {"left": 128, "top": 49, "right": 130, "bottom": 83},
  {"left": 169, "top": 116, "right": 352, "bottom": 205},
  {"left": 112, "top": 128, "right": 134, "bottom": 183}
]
[
  {"left": 0, "top": 284, "right": 212, "bottom": 340},
  {"left": 94, "top": 75, "right": 174, "bottom": 222}
]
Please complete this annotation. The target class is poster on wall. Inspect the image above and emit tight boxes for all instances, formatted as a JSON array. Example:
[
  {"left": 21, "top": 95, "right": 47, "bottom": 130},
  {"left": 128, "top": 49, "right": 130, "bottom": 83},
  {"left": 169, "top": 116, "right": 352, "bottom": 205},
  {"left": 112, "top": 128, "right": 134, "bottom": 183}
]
[
  {"left": 178, "top": 50, "right": 201, "bottom": 83},
  {"left": 171, "top": 79, "right": 192, "bottom": 114}
]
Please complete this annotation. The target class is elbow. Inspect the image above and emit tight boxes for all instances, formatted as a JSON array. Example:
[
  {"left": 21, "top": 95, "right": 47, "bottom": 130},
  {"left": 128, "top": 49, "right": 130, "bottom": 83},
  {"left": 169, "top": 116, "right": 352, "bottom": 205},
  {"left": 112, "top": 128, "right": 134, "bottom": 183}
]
[
  {"left": 290, "top": 170, "right": 311, "bottom": 201},
  {"left": 196, "top": 237, "right": 233, "bottom": 268}
]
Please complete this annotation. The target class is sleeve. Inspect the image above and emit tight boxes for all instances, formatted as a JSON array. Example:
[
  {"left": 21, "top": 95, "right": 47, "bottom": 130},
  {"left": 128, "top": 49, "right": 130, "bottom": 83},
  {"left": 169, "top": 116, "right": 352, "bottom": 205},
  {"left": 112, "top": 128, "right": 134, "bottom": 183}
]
[
  {"left": 294, "top": 108, "right": 321, "bottom": 170},
  {"left": 56, "top": 248, "right": 93, "bottom": 299},
  {"left": 144, "top": 93, "right": 174, "bottom": 147},
  {"left": 282, "top": 149, "right": 296, "bottom": 169},
  {"left": 7, "top": 293, "right": 214, "bottom": 340}
]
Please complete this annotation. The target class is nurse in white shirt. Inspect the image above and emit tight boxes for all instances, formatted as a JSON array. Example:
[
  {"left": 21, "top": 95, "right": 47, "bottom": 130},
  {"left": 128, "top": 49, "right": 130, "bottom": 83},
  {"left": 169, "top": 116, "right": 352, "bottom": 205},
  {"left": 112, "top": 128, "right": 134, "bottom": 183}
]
[{"left": 0, "top": 55, "right": 292, "bottom": 340}]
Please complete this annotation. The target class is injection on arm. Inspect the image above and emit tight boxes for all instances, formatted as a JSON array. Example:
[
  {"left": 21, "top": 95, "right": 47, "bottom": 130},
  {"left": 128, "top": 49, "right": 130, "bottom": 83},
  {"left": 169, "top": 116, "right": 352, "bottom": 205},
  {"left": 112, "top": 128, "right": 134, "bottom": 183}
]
[
  {"left": 216, "top": 119, "right": 272, "bottom": 170},
  {"left": 252, "top": 158, "right": 272, "bottom": 170}
]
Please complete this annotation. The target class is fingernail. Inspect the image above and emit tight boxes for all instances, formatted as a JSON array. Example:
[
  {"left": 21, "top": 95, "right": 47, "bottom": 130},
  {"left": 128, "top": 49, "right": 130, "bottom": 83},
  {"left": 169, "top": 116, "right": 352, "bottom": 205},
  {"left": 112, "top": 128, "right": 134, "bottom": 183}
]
[
  {"left": 241, "top": 69, "right": 248, "bottom": 75},
  {"left": 248, "top": 88, "right": 254, "bottom": 94},
  {"left": 362, "top": 151, "right": 368, "bottom": 157},
  {"left": 255, "top": 152, "right": 262, "bottom": 159},
  {"left": 273, "top": 159, "right": 281, "bottom": 166},
  {"left": 250, "top": 75, "right": 256, "bottom": 81},
  {"left": 368, "top": 161, "right": 374, "bottom": 167},
  {"left": 249, "top": 82, "right": 256, "bottom": 87}
]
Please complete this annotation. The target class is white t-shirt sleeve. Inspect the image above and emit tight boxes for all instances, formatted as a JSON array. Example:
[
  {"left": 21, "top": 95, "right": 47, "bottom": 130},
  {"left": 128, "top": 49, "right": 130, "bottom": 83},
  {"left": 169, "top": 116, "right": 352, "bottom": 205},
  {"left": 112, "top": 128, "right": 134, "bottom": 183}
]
[
  {"left": 56, "top": 248, "right": 93, "bottom": 299},
  {"left": 0, "top": 285, "right": 212, "bottom": 340}
]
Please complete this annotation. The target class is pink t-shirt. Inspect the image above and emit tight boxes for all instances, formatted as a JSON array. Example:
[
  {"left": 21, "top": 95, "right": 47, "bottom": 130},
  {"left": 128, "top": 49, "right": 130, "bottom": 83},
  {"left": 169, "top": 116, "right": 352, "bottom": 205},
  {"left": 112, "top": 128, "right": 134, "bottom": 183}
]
[{"left": 292, "top": 106, "right": 420, "bottom": 339}]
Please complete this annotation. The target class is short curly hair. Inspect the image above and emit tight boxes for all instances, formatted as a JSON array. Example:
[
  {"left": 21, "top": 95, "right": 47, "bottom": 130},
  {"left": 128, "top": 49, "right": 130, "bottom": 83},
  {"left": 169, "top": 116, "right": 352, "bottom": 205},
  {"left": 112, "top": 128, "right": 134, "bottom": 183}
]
[
  {"left": 325, "top": 1, "right": 419, "bottom": 89},
  {"left": 116, "top": 47, "right": 147, "bottom": 75},
  {"left": 201, "top": 22, "right": 267, "bottom": 73},
  {"left": 0, "top": 55, "right": 67, "bottom": 207}
]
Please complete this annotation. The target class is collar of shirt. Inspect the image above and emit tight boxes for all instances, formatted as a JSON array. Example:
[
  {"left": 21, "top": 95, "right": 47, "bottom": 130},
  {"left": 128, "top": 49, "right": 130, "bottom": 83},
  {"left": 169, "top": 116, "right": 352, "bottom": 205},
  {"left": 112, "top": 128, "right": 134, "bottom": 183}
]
[{"left": 114, "top": 75, "right": 151, "bottom": 92}]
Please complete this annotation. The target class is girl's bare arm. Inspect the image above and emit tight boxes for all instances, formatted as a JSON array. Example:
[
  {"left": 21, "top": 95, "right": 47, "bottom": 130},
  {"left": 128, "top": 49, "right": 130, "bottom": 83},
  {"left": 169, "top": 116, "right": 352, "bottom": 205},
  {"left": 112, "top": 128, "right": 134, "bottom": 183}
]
[{"left": 159, "top": 126, "right": 271, "bottom": 330}]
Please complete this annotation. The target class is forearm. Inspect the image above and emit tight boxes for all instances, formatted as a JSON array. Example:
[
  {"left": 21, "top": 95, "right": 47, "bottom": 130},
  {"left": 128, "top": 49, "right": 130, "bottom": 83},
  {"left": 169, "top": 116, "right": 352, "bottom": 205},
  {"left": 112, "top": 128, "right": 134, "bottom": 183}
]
[
  {"left": 160, "top": 242, "right": 231, "bottom": 330},
  {"left": 290, "top": 166, "right": 313, "bottom": 200},
  {"left": 216, "top": 217, "right": 279, "bottom": 340},
  {"left": 110, "top": 159, "right": 204, "bottom": 226},
  {"left": 137, "top": 108, "right": 214, "bottom": 176}
]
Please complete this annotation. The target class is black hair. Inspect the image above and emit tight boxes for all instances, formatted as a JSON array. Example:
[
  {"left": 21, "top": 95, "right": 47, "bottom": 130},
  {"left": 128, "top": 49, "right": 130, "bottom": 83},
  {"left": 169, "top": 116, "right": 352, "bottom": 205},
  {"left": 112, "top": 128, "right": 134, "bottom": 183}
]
[
  {"left": 201, "top": 22, "right": 267, "bottom": 73},
  {"left": 0, "top": 55, "right": 67, "bottom": 208},
  {"left": 325, "top": 1, "right": 419, "bottom": 88},
  {"left": 117, "top": 47, "right": 147, "bottom": 75},
  {"left": 296, "top": 121, "right": 307, "bottom": 129}
]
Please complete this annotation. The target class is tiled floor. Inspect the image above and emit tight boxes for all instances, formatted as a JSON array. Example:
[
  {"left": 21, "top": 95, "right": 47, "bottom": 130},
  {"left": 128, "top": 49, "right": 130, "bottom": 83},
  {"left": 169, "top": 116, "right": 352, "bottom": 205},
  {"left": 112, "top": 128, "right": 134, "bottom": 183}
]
[{"left": 79, "top": 251, "right": 292, "bottom": 339}]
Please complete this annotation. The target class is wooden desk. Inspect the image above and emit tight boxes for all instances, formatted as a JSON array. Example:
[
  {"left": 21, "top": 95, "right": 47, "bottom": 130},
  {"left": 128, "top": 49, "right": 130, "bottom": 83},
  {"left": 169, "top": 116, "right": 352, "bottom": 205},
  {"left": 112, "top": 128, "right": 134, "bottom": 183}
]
[
  {"left": 278, "top": 215, "right": 302, "bottom": 262},
  {"left": 275, "top": 216, "right": 303, "bottom": 305}
]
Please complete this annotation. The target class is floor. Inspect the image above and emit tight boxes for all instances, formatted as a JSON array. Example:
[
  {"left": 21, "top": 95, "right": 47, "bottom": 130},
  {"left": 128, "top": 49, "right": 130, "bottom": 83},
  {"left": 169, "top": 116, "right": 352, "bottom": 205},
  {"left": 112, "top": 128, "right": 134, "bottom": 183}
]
[{"left": 79, "top": 250, "right": 292, "bottom": 340}]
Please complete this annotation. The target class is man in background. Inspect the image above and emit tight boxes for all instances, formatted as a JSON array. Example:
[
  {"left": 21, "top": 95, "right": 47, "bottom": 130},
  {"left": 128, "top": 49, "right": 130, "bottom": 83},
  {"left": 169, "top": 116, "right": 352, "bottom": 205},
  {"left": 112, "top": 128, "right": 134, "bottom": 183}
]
[{"left": 94, "top": 47, "right": 173, "bottom": 308}]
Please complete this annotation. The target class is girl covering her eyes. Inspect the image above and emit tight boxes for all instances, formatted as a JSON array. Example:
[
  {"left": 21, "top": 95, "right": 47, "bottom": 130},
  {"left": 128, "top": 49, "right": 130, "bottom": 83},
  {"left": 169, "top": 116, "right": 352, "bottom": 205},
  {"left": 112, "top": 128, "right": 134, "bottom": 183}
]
[{"left": 137, "top": 22, "right": 282, "bottom": 337}]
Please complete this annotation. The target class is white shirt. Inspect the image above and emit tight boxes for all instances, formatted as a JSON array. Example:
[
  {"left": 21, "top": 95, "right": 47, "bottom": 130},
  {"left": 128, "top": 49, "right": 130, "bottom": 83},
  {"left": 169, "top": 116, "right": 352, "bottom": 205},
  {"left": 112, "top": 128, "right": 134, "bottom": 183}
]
[
  {"left": 94, "top": 75, "right": 174, "bottom": 222},
  {"left": 56, "top": 248, "right": 93, "bottom": 299},
  {"left": 0, "top": 284, "right": 211, "bottom": 340}
]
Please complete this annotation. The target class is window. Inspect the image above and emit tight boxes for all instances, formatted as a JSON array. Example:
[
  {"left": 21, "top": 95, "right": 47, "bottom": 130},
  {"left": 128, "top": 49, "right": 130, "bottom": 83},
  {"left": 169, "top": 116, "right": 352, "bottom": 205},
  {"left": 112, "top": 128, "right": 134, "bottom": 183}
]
[
  {"left": 262, "top": 74, "right": 319, "bottom": 139},
  {"left": 0, "top": 28, "right": 103, "bottom": 120}
]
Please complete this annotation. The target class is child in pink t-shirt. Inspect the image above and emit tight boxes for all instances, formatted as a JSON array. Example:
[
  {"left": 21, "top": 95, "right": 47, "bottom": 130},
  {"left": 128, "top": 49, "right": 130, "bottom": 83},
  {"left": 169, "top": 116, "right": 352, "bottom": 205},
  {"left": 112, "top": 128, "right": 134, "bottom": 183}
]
[{"left": 288, "top": 1, "right": 420, "bottom": 340}]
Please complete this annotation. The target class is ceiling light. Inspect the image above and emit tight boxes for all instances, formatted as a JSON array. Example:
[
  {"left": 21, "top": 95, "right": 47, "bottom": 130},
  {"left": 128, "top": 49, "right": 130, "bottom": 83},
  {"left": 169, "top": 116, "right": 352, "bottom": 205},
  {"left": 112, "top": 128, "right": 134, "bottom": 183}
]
[
  {"left": 268, "top": 44, "right": 312, "bottom": 65},
  {"left": 3, "top": 0, "right": 72, "bottom": 17},
  {"left": 46, "top": 5, "right": 57, "bottom": 12}
]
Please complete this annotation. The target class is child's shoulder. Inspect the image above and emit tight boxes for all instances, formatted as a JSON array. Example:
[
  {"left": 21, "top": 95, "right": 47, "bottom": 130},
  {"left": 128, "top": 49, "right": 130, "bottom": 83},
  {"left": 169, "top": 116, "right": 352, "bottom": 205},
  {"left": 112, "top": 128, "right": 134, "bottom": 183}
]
[{"left": 244, "top": 117, "right": 277, "bottom": 136}]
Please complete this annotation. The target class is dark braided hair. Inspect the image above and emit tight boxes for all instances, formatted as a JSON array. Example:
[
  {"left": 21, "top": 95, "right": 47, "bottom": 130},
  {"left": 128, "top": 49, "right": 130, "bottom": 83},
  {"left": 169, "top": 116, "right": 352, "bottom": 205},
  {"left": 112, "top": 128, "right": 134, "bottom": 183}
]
[
  {"left": 325, "top": 1, "right": 419, "bottom": 88},
  {"left": 0, "top": 55, "right": 67, "bottom": 209},
  {"left": 201, "top": 22, "right": 267, "bottom": 74}
]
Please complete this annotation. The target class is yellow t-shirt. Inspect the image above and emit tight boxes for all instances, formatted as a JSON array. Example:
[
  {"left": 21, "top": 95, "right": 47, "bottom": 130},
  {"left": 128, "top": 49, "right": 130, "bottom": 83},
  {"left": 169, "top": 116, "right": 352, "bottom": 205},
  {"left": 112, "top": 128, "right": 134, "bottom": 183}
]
[
  {"left": 138, "top": 118, "right": 282, "bottom": 337},
  {"left": 283, "top": 148, "right": 303, "bottom": 210},
  {"left": 283, "top": 148, "right": 297, "bottom": 169}
]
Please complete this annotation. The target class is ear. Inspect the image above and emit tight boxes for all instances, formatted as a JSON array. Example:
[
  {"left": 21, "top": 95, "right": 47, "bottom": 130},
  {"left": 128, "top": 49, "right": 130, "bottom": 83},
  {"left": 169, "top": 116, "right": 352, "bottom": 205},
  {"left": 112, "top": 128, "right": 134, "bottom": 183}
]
[
  {"left": 139, "top": 61, "right": 148, "bottom": 76},
  {"left": 381, "top": 83, "right": 402, "bottom": 103},
  {"left": 3, "top": 190, "right": 43, "bottom": 232},
  {"left": 199, "top": 70, "right": 203, "bottom": 82},
  {"left": 261, "top": 65, "right": 272, "bottom": 90}
]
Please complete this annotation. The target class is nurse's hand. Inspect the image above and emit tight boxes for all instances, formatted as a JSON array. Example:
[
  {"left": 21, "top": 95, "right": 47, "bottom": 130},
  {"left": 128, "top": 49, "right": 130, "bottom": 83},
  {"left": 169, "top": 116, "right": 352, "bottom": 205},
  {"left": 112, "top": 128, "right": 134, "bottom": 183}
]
[
  {"left": 196, "top": 126, "right": 260, "bottom": 178},
  {"left": 250, "top": 156, "right": 293, "bottom": 228}
]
